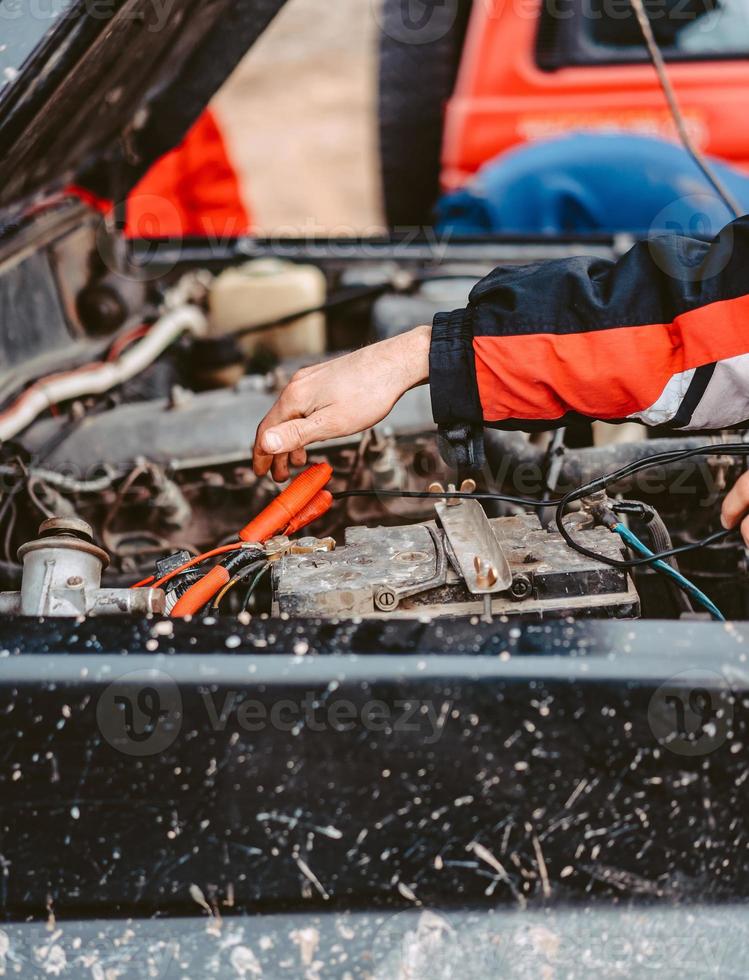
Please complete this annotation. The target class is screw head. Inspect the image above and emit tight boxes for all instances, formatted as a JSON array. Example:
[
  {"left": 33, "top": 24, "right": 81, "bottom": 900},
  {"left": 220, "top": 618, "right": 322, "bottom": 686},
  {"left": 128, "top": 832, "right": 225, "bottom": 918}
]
[
  {"left": 374, "top": 587, "right": 399, "bottom": 612},
  {"left": 510, "top": 574, "right": 533, "bottom": 601}
]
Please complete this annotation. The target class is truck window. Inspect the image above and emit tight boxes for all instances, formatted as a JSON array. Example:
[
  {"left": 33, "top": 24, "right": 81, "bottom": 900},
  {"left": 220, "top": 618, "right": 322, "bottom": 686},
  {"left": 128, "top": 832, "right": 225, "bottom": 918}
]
[{"left": 536, "top": 0, "right": 749, "bottom": 70}]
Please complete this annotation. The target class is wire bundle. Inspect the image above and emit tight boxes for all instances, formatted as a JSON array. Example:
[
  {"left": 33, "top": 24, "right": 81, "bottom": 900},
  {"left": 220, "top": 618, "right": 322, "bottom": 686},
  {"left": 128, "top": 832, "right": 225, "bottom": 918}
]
[
  {"left": 334, "top": 442, "right": 749, "bottom": 621},
  {"left": 132, "top": 443, "right": 747, "bottom": 619},
  {"left": 138, "top": 463, "right": 335, "bottom": 618}
]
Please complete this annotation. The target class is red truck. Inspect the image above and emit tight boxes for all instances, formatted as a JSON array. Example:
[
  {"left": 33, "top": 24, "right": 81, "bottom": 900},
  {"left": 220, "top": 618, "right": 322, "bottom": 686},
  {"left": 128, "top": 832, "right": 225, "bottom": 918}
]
[{"left": 378, "top": 0, "right": 749, "bottom": 225}]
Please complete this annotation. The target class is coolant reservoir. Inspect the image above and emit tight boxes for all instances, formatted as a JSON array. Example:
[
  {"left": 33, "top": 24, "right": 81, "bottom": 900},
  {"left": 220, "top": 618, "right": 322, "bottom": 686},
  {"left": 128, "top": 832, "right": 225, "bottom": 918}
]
[{"left": 208, "top": 259, "right": 326, "bottom": 360}]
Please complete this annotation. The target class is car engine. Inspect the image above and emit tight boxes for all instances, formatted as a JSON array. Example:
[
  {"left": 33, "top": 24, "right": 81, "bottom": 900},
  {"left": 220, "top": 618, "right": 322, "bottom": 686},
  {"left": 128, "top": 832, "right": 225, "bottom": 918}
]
[{"left": 0, "top": 208, "right": 747, "bottom": 624}]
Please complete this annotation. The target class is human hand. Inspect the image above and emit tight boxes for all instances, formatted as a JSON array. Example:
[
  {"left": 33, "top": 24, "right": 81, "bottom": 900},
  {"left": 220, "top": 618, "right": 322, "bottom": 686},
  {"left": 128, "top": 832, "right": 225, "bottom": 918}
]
[
  {"left": 721, "top": 471, "right": 749, "bottom": 545},
  {"left": 252, "top": 325, "right": 431, "bottom": 481}
]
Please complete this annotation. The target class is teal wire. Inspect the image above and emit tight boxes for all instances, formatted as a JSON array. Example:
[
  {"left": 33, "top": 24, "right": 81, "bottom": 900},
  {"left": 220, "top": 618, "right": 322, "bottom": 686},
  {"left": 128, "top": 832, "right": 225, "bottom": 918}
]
[{"left": 613, "top": 523, "right": 725, "bottom": 622}]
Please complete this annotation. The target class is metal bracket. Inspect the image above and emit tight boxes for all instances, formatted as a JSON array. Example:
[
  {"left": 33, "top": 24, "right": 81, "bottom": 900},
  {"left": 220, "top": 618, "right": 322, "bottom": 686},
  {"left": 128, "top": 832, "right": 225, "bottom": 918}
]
[
  {"left": 435, "top": 498, "right": 512, "bottom": 594},
  {"left": 373, "top": 524, "right": 448, "bottom": 612}
]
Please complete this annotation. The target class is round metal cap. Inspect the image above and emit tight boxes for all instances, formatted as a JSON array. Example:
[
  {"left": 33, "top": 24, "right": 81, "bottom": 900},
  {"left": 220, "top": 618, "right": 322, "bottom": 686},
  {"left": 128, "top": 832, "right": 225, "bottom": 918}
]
[{"left": 38, "top": 517, "right": 94, "bottom": 540}]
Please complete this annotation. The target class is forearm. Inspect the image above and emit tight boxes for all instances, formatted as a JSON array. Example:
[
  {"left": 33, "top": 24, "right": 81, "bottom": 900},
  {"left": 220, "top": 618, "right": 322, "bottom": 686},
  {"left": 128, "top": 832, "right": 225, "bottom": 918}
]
[{"left": 429, "top": 215, "right": 749, "bottom": 434}]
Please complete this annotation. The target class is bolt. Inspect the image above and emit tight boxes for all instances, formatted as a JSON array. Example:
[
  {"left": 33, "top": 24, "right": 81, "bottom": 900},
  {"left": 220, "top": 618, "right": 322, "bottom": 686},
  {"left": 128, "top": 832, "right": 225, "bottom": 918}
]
[
  {"left": 510, "top": 574, "right": 533, "bottom": 602},
  {"left": 446, "top": 482, "right": 462, "bottom": 506},
  {"left": 264, "top": 536, "right": 291, "bottom": 560},
  {"left": 67, "top": 576, "right": 84, "bottom": 588},
  {"left": 394, "top": 551, "right": 429, "bottom": 564},
  {"left": 482, "top": 594, "right": 494, "bottom": 624},
  {"left": 473, "top": 556, "right": 498, "bottom": 590}
]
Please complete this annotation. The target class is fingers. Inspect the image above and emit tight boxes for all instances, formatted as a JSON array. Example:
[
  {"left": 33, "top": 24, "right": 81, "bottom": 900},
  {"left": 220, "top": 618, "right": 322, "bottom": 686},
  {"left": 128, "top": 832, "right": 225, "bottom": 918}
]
[
  {"left": 262, "top": 414, "right": 336, "bottom": 457},
  {"left": 253, "top": 401, "right": 286, "bottom": 477},
  {"left": 721, "top": 472, "right": 749, "bottom": 530},
  {"left": 252, "top": 370, "right": 316, "bottom": 478},
  {"left": 268, "top": 447, "right": 307, "bottom": 484},
  {"left": 742, "top": 515, "right": 749, "bottom": 547},
  {"left": 253, "top": 405, "right": 332, "bottom": 482},
  {"left": 271, "top": 453, "right": 291, "bottom": 484},
  {"left": 253, "top": 433, "right": 280, "bottom": 479}
]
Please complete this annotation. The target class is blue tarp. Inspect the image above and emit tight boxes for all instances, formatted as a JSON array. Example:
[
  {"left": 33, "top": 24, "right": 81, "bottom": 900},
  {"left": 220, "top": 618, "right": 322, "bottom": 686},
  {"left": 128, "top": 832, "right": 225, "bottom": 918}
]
[{"left": 436, "top": 133, "right": 749, "bottom": 237}]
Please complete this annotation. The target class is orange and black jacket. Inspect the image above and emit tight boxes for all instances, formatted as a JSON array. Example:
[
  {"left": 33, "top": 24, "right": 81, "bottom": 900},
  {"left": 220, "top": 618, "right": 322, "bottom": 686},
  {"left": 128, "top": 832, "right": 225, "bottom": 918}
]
[{"left": 430, "top": 216, "right": 749, "bottom": 465}]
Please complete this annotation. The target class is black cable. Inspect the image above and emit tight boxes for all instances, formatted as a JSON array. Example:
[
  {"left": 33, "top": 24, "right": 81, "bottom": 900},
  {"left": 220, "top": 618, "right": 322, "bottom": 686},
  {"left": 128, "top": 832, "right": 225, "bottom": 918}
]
[
  {"left": 337, "top": 443, "right": 749, "bottom": 572},
  {"left": 332, "top": 488, "right": 562, "bottom": 508},
  {"left": 233, "top": 284, "right": 391, "bottom": 340},
  {"left": 555, "top": 443, "right": 749, "bottom": 570},
  {"left": 568, "top": 525, "right": 735, "bottom": 570},
  {"left": 232, "top": 272, "right": 484, "bottom": 340},
  {"left": 614, "top": 520, "right": 725, "bottom": 620},
  {"left": 629, "top": 0, "right": 742, "bottom": 218},
  {"left": 213, "top": 559, "right": 269, "bottom": 611},
  {"left": 337, "top": 486, "right": 737, "bottom": 567},
  {"left": 572, "top": 442, "right": 749, "bottom": 491},
  {"left": 34, "top": 412, "right": 91, "bottom": 465},
  {"left": 616, "top": 500, "right": 693, "bottom": 613},
  {"left": 241, "top": 563, "right": 272, "bottom": 612}
]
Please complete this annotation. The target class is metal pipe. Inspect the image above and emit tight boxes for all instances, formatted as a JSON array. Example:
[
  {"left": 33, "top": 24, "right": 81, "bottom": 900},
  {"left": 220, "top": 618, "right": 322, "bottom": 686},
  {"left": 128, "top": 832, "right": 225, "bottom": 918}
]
[
  {"left": 29, "top": 468, "right": 116, "bottom": 493},
  {"left": 0, "top": 305, "right": 207, "bottom": 443},
  {"left": 484, "top": 430, "right": 727, "bottom": 496}
]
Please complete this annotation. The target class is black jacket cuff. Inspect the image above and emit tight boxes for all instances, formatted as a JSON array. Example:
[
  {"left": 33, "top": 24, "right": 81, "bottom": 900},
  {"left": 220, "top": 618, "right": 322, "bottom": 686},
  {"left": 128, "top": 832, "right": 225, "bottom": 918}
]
[{"left": 429, "top": 308, "right": 483, "bottom": 427}]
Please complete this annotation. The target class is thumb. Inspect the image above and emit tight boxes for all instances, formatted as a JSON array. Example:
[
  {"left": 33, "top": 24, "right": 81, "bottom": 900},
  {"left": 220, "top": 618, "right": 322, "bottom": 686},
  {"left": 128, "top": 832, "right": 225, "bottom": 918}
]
[{"left": 261, "top": 413, "right": 334, "bottom": 454}]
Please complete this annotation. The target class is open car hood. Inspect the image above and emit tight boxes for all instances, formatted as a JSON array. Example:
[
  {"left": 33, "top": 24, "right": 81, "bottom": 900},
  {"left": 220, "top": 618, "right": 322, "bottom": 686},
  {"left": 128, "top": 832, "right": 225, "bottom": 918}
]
[{"left": 0, "top": 0, "right": 287, "bottom": 226}]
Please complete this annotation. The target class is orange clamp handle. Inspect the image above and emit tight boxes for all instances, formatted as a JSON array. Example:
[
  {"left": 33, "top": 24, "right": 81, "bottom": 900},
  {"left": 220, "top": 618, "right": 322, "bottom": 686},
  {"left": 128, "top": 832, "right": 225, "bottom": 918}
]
[
  {"left": 170, "top": 565, "right": 230, "bottom": 618},
  {"left": 239, "top": 463, "right": 333, "bottom": 543},
  {"left": 285, "top": 490, "right": 334, "bottom": 535},
  {"left": 169, "top": 464, "right": 334, "bottom": 617}
]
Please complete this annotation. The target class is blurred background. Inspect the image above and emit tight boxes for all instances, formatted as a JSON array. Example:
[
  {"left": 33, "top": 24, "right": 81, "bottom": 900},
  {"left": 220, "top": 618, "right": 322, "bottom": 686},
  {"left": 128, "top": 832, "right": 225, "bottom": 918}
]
[
  {"left": 213, "top": 0, "right": 383, "bottom": 235},
  {"left": 127, "top": 0, "right": 749, "bottom": 240}
]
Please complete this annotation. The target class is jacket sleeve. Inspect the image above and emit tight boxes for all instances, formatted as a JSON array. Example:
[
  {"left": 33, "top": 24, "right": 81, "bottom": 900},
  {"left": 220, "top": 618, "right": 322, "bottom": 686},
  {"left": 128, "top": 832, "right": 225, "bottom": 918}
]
[{"left": 429, "top": 215, "right": 749, "bottom": 435}]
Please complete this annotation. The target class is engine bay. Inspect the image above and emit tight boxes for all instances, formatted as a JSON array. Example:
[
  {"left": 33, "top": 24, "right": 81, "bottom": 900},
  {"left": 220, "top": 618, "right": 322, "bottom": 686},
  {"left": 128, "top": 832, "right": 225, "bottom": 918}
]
[{"left": 0, "top": 204, "right": 747, "bottom": 625}]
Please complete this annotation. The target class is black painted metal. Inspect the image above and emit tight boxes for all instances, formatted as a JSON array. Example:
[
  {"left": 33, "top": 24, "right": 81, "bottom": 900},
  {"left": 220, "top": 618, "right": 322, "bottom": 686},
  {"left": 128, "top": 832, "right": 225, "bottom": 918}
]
[
  {"left": 127, "top": 234, "right": 624, "bottom": 274},
  {"left": 1, "top": 617, "right": 746, "bottom": 919},
  {"left": 0, "top": 0, "right": 289, "bottom": 217}
]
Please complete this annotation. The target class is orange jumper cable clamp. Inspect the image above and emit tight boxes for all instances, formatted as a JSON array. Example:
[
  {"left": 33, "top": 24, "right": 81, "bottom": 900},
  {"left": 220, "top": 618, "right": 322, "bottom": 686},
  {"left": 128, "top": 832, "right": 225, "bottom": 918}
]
[{"left": 171, "top": 463, "right": 333, "bottom": 617}]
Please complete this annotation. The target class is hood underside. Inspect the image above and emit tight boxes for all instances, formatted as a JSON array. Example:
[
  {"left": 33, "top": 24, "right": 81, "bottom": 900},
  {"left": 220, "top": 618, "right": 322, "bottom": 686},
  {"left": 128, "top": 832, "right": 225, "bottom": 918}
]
[{"left": 0, "top": 0, "right": 287, "bottom": 225}]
